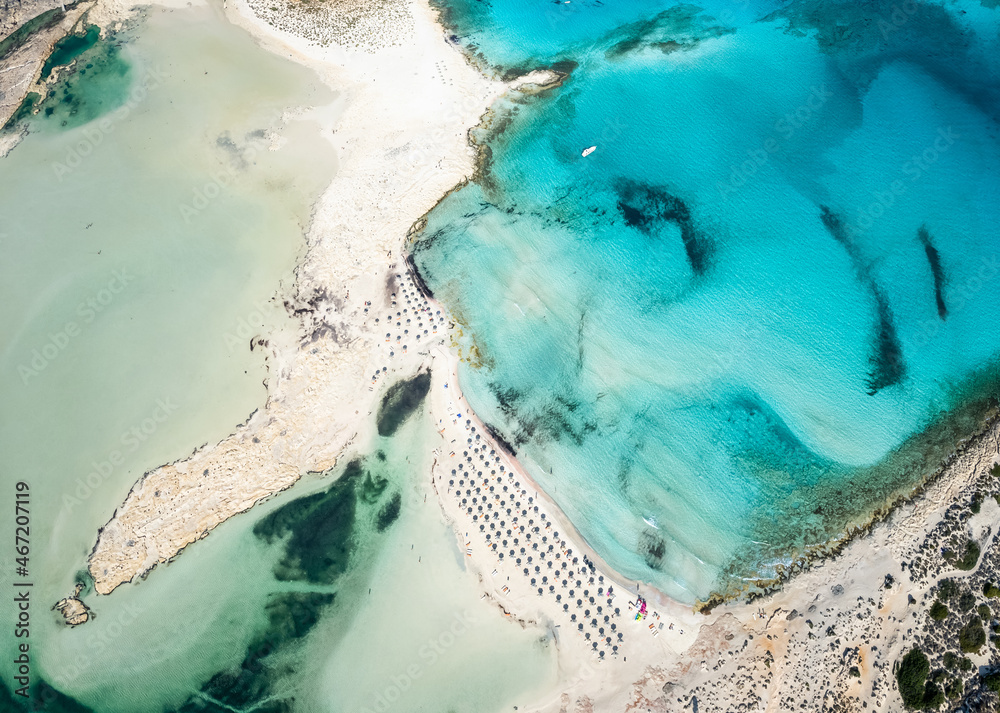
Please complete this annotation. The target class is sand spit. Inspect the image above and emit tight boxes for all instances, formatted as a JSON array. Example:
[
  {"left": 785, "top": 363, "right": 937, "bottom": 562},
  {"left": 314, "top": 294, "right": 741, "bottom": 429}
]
[
  {"left": 84, "top": 0, "right": 506, "bottom": 595},
  {"left": 71, "top": 0, "right": 1000, "bottom": 709}
]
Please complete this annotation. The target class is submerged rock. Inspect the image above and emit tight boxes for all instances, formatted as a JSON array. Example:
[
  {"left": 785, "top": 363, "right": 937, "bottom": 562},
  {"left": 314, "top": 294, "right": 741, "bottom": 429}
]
[{"left": 53, "top": 583, "right": 91, "bottom": 626}]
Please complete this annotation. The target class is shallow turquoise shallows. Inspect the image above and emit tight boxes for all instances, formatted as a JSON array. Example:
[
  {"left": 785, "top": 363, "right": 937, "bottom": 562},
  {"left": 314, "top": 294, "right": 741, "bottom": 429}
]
[{"left": 416, "top": 0, "right": 1000, "bottom": 601}]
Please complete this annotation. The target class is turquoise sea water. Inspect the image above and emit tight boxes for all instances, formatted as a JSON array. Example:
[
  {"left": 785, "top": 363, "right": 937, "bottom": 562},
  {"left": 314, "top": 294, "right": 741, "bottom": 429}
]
[{"left": 416, "top": 0, "right": 1000, "bottom": 601}]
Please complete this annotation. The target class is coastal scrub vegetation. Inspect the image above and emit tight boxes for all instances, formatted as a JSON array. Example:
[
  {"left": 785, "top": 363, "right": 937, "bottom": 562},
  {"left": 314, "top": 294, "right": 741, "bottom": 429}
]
[
  {"left": 923, "top": 682, "right": 945, "bottom": 709},
  {"left": 896, "top": 647, "right": 930, "bottom": 708},
  {"left": 958, "top": 589, "right": 977, "bottom": 613},
  {"left": 959, "top": 616, "right": 986, "bottom": 654},
  {"left": 984, "top": 581, "right": 1000, "bottom": 598},
  {"left": 946, "top": 540, "right": 981, "bottom": 571},
  {"left": 959, "top": 541, "right": 982, "bottom": 570},
  {"left": 930, "top": 600, "right": 949, "bottom": 621},
  {"left": 938, "top": 578, "right": 959, "bottom": 600}
]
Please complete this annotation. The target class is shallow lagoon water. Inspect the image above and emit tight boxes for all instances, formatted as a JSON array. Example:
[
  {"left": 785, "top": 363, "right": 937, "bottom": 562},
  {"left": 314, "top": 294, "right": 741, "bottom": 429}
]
[
  {"left": 0, "top": 4, "right": 555, "bottom": 709},
  {"left": 416, "top": 0, "right": 1000, "bottom": 601},
  {"left": 0, "top": 0, "right": 339, "bottom": 705},
  {"left": 171, "top": 417, "right": 553, "bottom": 713},
  {"left": 2, "top": 395, "right": 554, "bottom": 712},
  {"left": 0, "top": 0, "right": 336, "bottom": 596}
]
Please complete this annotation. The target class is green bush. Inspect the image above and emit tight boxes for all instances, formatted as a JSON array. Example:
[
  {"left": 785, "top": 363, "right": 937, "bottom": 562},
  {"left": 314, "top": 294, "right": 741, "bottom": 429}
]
[
  {"left": 984, "top": 581, "right": 1000, "bottom": 598},
  {"left": 959, "top": 590, "right": 977, "bottom": 612},
  {"left": 944, "top": 651, "right": 958, "bottom": 670},
  {"left": 985, "top": 670, "right": 1000, "bottom": 693},
  {"left": 939, "top": 579, "right": 959, "bottom": 600},
  {"left": 930, "top": 601, "right": 950, "bottom": 621},
  {"left": 945, "top": 678, "right": 963, "bottom": 700},
  {"left": 897, "top": 648, "right": 930, "bottom": 708},
  {"left": 960, "top": 657, "right": 974, "bottom": 672},
  {"left": 957, "top": 541, "right": 981, "bottom": 571},
  {"left": 960, "top": 616, "right": 987, "bottom": 654},
  {"left": 922, "top": 682, "right": 945, "bottom": 709},
  {"left": 991, "top": 463, "right": 1000, "bottom": 478},
  {"left": 978, "top": 603, "right": 992, "bottom": 620}
]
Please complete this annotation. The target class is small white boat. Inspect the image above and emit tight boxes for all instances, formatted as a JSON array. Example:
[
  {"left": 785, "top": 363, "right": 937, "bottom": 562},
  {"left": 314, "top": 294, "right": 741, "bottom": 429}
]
[{"left": 581, "top": 145, "right": 597, "bottom": 157}]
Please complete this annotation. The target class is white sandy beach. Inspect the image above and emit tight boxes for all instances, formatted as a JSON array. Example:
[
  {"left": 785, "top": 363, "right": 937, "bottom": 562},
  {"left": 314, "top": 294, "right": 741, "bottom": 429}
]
[{"left": 52, "top": 0, "right": 1000, "bottom": 710}]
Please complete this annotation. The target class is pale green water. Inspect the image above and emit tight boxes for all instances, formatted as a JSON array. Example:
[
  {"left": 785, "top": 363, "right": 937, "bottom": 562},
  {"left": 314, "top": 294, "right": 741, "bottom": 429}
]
[
  {"left": 25, "top": 412, "right": 555, "bottom": 713},
  {"left": 0, "top": 0, "right": 335, "bottom": 704},
  {"left": 0, "top": 0, "right": 336, "bottom": 583},
  {"left": 0, "top": 4, "right": 555, "bottom": 711}
]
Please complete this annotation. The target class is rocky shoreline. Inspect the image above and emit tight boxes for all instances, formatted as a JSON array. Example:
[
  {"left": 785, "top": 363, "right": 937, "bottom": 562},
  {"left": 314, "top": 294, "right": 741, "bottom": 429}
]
[
  {"left": 0, "top": 0, "right": 91, "bottom": 143},
  {"left": 53, "top": 583, "right": 91, "bottom": 627}
]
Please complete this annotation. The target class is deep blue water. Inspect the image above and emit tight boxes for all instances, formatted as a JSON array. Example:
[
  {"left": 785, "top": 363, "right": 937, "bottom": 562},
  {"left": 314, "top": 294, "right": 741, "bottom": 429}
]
[{"left": 415, "top": 0, "right": 1000, "bottom": 602}]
